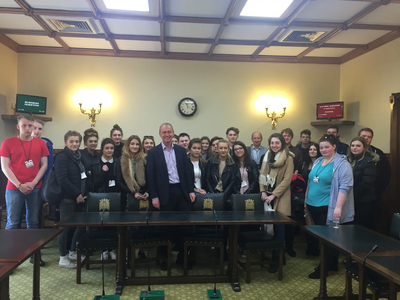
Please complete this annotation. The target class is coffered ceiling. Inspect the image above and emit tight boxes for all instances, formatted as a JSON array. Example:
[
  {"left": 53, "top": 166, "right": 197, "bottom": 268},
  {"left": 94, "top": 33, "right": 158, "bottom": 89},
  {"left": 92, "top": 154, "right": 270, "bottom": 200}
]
[{"left": 0, "top": 0, "right": 399, "bottom": 64}]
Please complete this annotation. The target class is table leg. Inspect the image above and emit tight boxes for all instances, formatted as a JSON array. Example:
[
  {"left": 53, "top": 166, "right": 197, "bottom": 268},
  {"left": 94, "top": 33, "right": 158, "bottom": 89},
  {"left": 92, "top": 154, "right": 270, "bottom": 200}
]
[
  {"left": 229, "top": 225, "right": 241, "bottom": 292},
  {"left": 0, "top": 275, "right": 10, "bottom": 300},
  {"left": 316, "top": 242, "right": 328, "bottom": 300},
  {"left": 32, "top": 252, "right": 40, "bottom": 300},
  {"left": 389, "top": 281, "right": 397, "bottom": 300},
  {"left": 357, "top": 262, "right": 365, "bottom": 300},
  {"left": 115, "top": 226, "right": 127, "bottom": 295},
  {"left": 344, "top": 255, "right": 353, "bottom": 300}
]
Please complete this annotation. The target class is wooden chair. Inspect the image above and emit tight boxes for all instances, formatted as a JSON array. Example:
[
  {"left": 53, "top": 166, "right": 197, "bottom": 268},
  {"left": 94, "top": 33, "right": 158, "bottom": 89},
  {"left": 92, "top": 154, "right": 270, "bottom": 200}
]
[
  {"left": 232, "top": 193, "right": 285, "bottom": 283},
  {"left": 127, "top": 194, "right": 172, "bottom": 277},
  {"left": 345, "top": 213, "right": 400, "bottom": 299},
  {"left": 75, "top": 192, "right": 121, "bottom": 284},
  {"left": 183, "top": 193, "right": 225, "bottom": 276}
]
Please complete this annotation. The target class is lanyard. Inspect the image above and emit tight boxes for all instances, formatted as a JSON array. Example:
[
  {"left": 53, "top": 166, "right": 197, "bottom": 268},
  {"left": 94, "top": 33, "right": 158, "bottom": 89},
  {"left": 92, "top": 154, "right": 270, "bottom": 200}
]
[
  {"left": 18, "top": 136, "right": 32, "bottom": 161},
  {"left": 314, "top": 158, "right": 333, "bottom": 178}
]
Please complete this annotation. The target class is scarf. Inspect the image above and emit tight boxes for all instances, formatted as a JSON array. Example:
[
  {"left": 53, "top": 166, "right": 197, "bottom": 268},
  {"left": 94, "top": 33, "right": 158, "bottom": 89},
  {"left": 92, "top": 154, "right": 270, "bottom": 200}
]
[
  {"left": 66, "top": 147, "right": 86, "bottom": 195},
  {"left": 259, "top": 148, "right": 291, "bottom": 190},
  {"left": 120, "top": 153, "right": 146, "bottom": 194}
]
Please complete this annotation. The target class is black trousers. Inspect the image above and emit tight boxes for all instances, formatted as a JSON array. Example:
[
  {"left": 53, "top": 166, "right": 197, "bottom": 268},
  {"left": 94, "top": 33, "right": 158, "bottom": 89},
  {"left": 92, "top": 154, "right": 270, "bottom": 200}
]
[
  {"left": 160, "top": 184, "right": 192, "bottom": 257},
  {"left": 354, "top": 202, "right": 375, "bottom": 230}
]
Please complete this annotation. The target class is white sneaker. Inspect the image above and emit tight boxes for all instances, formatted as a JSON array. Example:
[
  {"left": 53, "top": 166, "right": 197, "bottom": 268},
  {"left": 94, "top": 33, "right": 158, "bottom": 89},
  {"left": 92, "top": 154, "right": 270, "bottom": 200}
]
[
  {"left": 100, "top": 251, "right": 109, "bottom": 260},
  {"left": 59, "top": 255, "right": 76, "bottom": 269},
  {"left": 68, "top": 251, "right": 86, "bottom": 261},
  {"left": 109, "top": 249, "right": 117, "bottom": 260}
]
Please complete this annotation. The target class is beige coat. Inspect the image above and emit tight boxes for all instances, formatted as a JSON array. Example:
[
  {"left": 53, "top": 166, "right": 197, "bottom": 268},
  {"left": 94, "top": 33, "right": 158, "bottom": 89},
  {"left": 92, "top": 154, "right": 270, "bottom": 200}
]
[{"left": 259, "top": 149, "right": 294, "bottom": 216}]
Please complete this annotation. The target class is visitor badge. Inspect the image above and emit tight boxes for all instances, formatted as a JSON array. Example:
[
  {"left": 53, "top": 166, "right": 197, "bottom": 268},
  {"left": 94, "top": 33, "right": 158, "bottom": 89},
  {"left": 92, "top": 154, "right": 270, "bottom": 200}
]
[
  {"left": 241, "top": 181, "right": 248, "bottom": 188},
  {"left": 109, "top": 180, "right": 116, "bottom": 187},
  {"left": 81, "top": 172, "right": 87, "bottom": 179},
  {"left": 313, "top": 176, "right": 319, "bottom": 183},
  {"left": 25, "top": 160, "right": 34, "bottom": 168}
]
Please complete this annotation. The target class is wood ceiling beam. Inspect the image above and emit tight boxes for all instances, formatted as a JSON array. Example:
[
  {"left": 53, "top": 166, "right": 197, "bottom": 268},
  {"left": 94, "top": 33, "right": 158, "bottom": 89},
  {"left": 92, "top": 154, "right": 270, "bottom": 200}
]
[
  {"left": 0, "top": 33, "right": 19, "bottom": 51},
  {"left": 296, "top": 47, "right": 315, "bottom": 60},
  {"left": 339, "top": 30, "right": 400, "bottom": 63},
  {"left": 16, "top": 45, "right": 340, "bottom": 64},
  {"left": 86, "top": 0, "right": 120, "bottom": 55},
  {"left": 208, "top": 0, "right": 237, "bottom": 57},
  {"left": 0, "top": 7, "right": 22, "bottom": 14},
  {"left": 14, "top": 0, "right": 70, "bottom": 51},
  {"left": 251, "top": 0, "right": 312, "bottom": 59},
  {"left": 159, "top": 0, "right": 166, "bottom": 56},
  {"left": 298, "top": 1, "right": 383, "bottom": 61}
]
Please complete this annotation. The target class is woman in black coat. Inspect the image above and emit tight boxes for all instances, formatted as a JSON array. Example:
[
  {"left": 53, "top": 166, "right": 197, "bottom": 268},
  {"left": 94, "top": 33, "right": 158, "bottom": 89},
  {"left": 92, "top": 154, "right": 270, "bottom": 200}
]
[
  {"left": 231, "top": 141, "right": 259, "bottom": 194},
  {"left": 91, "top": 138, "right": 120, "bottom": 194},
  {"left": 188, "top": 138, "right": 207, "bottom": 194},
  {"left": 205, "top": 139, "right": 236, "bottom": 211},
  {"left": 347, "top": 136, "right": 378, "bottom": 230},
  {"left": 55, "top": 131, "right": 89, "bottom": 269}
]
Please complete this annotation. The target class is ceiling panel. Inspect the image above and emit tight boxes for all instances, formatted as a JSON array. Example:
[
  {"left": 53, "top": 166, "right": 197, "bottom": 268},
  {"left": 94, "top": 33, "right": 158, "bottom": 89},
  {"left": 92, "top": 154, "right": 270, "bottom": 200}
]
[
  {"left": 165, "top": 0, "right": 232, "bottom": 18},
  {"left": 221, "top": 24, "right": 278, "bottom": 40},
  {"left": 26, "top": 0, "right": 91, "bottom": 11},
  {"left": 328, "top": 29, "right": 391, "bottom": 44},
  {"left": 116, "top": 40, "right": 161, "bottom": 52},
  {"left": 167, "top": 23, "right": 220, "bottom": 39},
  {"left": 260, "top": 46, "right": 308, "bottom": 57},
  {"left": 0, "top": 0, "right": 20, "bottom": 8},
  {"left": 6, "top": 34, "right": 60, "bottom": 47},
  {"left": 306, "top": 48, "right": 354, "bottom": 58},
  {"left": 167, "top": 42, "right": 210, "bottom": 53},
  {"left": 295, "top": 0, "right": 371, "bottom": 23},
  {"left": 356, "top": 3, "right": 400, "bottom": 26},
  {"left": 213, "top": 44, "right": 258, "bottom": 55},
  {"left": 61, "top": 37, "right": 113, "bottom": 49},
  {"left": 105, "top": 19, "right": 160, "bottom": 36},
  {"left": 0, "top": 14, "right": 45, "bottom": 30}
]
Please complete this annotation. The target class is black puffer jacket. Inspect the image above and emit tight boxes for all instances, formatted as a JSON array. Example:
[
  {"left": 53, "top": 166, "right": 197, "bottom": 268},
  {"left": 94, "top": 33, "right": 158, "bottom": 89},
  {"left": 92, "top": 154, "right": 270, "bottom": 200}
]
[
  {"left": 233, "top": 159, "right": 260, "bottom": 194},
  {"left": 352, "top": 151, "right": 379, "bottom": 204},
  {"left": 205, "top": 155, "right": 236, "bottom": 208},
  {"left": 55, "top": 147, "right": 89, "bottom": 200}
]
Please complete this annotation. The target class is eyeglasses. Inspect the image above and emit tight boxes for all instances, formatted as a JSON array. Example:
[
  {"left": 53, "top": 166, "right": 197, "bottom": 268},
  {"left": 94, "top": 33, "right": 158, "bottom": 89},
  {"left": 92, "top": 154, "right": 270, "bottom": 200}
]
[
  {"left": 234, "top": 147, "right": 243, "bottom": 152},
  {"left": 143, "top": 135, "right": 154, "bottom": 140},
  {"left": 86, "top": 131, "right": 98, "bottom": 136}
]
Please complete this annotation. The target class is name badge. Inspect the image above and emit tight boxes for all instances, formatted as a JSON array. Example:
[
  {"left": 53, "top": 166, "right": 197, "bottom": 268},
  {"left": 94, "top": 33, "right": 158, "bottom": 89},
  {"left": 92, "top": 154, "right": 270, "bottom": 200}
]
[
  {"left": 109, "top": 180, "right": 116, "bottom": 187},
  {"left": 25, "top": 160, "right": 34, "bottom": 168},
  {"left": 81, "top": 172, "right": 87, "bottom": 179},
  {"left": 313, "top": 176, "right": 319, "bottom": 183},
  {"left": 241, "top": 181, "right": 248, "bottom": 188}
]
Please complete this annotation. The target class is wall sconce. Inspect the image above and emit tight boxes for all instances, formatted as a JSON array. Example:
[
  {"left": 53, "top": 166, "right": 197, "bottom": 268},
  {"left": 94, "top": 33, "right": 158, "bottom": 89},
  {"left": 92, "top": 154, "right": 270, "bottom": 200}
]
[
  {"left": 79, "top": 103, "right": 102, "bottom": 127},
  {"left": 266, "top": 107, "right": 286, "bottom": 130}
]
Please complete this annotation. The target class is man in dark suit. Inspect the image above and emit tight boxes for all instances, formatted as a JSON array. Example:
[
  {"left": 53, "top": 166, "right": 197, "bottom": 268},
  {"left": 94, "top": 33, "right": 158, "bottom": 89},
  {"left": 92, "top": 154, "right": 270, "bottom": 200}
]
[
  {"left": 146, "top": 123, "right": 195, "bottom": 267},
  {"left": 147, "top": 123, "right": 195, "bottom": 211},
  {"left": 326, "top": 125, "right": 349, "bottom": 155}
]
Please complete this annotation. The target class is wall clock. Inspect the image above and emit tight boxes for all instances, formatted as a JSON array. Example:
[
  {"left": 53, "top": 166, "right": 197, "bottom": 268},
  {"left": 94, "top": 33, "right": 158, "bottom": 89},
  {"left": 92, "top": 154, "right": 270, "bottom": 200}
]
[{"left": 178, "top": 97, "right": 197, "bottom": 117}]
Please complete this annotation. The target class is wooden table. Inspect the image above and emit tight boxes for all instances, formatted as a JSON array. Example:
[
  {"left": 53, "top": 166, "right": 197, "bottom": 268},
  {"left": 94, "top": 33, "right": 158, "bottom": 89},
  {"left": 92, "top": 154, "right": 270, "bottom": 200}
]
[
  {"left": 351, "top": 251, "right": 400, "bottom": 300},
  {"left": 57, "top": 211, "right": 295, "bottom": 295},
  {"left": 303, "top": 225, "right": 400, "bottom": 300},
  {"left": 0, "top": 263, "right": 19, "bottom": 300},
  {"left": 0, "top": 229, "right": 61, "bottom": 300}
]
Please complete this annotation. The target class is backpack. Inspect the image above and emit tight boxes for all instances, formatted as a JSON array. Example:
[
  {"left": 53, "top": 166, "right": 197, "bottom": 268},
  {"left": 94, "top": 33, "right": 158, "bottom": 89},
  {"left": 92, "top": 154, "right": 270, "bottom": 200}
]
[{"left": 39, "top": 154, "right": 63, "bottom": 205}]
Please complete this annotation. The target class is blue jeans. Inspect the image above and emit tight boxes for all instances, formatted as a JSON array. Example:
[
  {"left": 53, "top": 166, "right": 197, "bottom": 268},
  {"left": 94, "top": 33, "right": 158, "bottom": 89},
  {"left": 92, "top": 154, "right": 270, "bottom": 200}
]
[{"left": 5, "top": 189, "right": 40, "bottom": 229}]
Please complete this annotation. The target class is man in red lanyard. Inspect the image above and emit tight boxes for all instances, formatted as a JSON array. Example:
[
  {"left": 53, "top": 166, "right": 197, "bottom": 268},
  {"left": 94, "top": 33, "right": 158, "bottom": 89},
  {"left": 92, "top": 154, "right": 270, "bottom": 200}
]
[{"left": 0, "top": 113, "right": 49, "bottom": 229}]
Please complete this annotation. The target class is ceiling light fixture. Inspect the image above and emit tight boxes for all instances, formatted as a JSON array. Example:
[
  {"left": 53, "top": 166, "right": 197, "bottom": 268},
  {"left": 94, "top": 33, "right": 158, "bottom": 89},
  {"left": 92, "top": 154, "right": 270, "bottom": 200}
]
[
  {"left": 103, "top": 0, "right": 149, "bottom": 12},
  {"left": 240, "top": 0, "right": 293, "bottom": 18}
]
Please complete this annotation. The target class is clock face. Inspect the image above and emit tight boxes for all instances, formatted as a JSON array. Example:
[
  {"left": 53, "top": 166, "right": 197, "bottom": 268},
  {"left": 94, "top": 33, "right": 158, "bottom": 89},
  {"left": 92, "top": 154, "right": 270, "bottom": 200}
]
[{"left": 178, "top": 97, "right": 197, "bottom": 117}]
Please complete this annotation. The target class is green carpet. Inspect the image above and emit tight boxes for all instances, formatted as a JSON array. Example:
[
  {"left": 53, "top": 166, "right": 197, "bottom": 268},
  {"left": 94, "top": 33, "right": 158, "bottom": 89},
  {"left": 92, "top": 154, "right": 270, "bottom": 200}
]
[{"left": 9, "top": 238, "right": 394, "bottom": 300}]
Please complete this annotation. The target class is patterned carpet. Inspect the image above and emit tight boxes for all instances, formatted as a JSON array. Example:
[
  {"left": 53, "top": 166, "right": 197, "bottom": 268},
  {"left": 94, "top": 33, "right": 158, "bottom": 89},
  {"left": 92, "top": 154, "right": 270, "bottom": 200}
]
[{"left": 8, "top": 236, "right": 391, "bottom": 300}]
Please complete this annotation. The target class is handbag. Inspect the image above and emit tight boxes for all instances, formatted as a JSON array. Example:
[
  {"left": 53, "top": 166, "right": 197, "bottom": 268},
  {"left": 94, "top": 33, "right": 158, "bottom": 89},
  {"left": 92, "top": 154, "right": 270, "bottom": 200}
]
[
  {"left": 263, "top": 202, "right": 275, "bottom": 235},
  {"left": 39, "top": 166, "right": 63, "bottom": 206}
]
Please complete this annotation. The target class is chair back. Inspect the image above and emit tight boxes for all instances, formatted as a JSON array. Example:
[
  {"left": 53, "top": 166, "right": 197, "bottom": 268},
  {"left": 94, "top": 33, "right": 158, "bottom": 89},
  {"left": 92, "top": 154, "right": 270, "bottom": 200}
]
[
  {"left": 193, "top": 193, "right": 224, "bottom": 211},
  {"left": 86, "top": 192, "right": 121, "bottom": 212},
  {"left": 390, "top": 213, "right": 400, "bottom": 240},
  {"left": 126, "top": 193, "right": 150, "bottom": 212},
  {"left": 232, "top": 193, "right": 264, "bottom": 212}
]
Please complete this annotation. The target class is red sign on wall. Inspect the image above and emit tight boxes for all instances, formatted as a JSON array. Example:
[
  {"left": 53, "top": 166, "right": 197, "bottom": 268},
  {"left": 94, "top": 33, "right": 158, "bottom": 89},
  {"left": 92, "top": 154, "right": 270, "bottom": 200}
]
[{"left": 316, "top": 102, "right": 344, "bottom": 120}]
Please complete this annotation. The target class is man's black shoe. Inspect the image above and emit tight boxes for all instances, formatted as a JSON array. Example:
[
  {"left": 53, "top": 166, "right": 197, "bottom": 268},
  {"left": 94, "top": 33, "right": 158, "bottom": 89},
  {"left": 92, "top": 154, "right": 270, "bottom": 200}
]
[
  {"left": 268, "top": 263, "right": 278, "bottom": 273},
  {"left": 286, "top": 248, "right": 296, "bottom": 257},
  {"left": 29, "top": 256, "right": 45, "bottom": 267},
  {"left": 308, "top": 264, "right": 338, "bottom": 279},
  {"left": 160, "top": 261, "right": 168, "bottom": 271}
]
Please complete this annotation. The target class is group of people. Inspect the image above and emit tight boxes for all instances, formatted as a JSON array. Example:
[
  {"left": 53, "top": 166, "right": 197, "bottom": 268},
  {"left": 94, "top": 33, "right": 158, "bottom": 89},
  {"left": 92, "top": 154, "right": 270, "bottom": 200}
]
[{"left": 0, "top": 114, "right": 391, "bottom": 278}]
